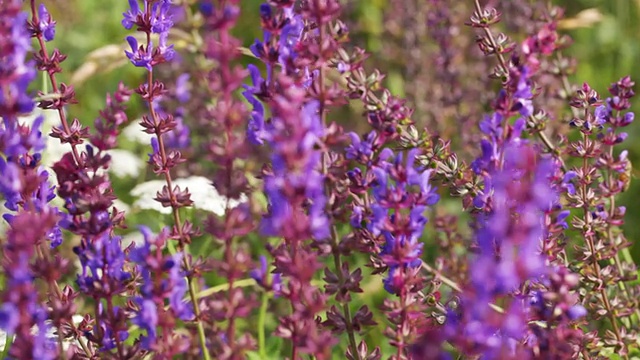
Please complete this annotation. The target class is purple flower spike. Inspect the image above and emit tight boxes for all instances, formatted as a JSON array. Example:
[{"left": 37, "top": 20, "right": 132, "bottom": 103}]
[
  {"left": 445, "top": 144, "right": 585, "bottom": 357},
  {"left": 131, "top": 227, "right": 193, "bottom": 350},
  {"left": 367, "top": 150, "right": 439, "bottom": 294}
]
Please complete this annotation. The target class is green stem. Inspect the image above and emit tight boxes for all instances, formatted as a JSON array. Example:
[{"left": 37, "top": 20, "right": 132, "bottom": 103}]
[
  {"left": 42, "top": 70, "right": 48, "bottom": 94},
  {"left": 258, "top": 291, "right": 269, "bottom": 359},
  {"left": 188, "top": 276, "right": 211, "bottom": 360}
]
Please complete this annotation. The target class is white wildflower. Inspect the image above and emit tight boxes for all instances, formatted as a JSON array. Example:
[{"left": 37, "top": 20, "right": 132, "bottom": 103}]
[
  {"left": 106, "top": 149, "right": 144, "bottom": 178},
  {"left": 130, "top": 176, "right": 246, "bottom": 215},
  {"left": 18, "top": 109, "right": 145, "bottom": 178},
  {"left": 112, "top": 198, "right": 131, "bottom": 213},
  {"left": 0, "top": 328, "right": 6, "bottom": 352},
  {"left": 122, "top": 120, "right": 153, "bottom": 144}
]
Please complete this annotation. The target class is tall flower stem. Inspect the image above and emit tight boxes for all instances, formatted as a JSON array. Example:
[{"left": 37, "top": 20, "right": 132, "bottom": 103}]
[
  {"left": 258, "top": 291, "right": 269, "bottom": 359},
  {"left": 33, "top": 241, "right": 68, "bottom": 360},
  {"left": 604, "top": 106, "right": 639, "bottom": 326},
  {"left": 26, "top": 4, "right": 102, "bottom": 355},
  {"left": 145, "top": 66, "right": 211, "bottom": 360},
  {"left": 29, "top": 0, "right": 82, "bottom": 166},
  {"left": 105, "top": 298, "right": 125, "bottom": 359},
  {"left": 552, "top": 47, "right": 640, "bottom": 324},
  {"left": 317, "top": 18, "right": 361, "bottom": 359},
  {"left": 472, "top": 0, "right": 565, "bottom": 171},
  {"left": 219, "top": 23, "right": 239, "bottom": 353},
  {"left": 27, "top": 5, "right": 133, "bottom": 358},
  {"left": 330, "top": 227, "right": 359, "bottom": 359},
  {"left": 578, "top": 107, "right": 627, "bottom": 358}
]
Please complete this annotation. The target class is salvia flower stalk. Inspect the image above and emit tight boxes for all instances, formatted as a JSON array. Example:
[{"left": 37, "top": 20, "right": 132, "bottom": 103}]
[{"left": 122, "top": 0, "right": 209, "bottom": 358}]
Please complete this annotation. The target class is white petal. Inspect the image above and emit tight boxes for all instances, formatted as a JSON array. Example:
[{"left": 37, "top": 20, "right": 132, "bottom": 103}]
[
  {"left": 122, "top": 121, "right": 154, "bottom": 144},
  {"left": 130, "top": 176, "right": 246, "bottom": 215},
  {"left": 0, "top": 329, "right": 6, "bottom": 351},
  {"left": 130, "top": 180, "right": 172, "bottom": 214},
  {"left": 106, "top": 149, "right": 144, "bottom": 178}
]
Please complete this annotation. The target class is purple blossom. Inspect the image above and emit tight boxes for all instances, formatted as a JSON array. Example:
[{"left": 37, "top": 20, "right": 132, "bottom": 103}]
[
  {"left": 278, "top": 10, "right": 304, "bottom": 70},
  {"left": 368, "top": 149, "right": 439, "bottom": 294},
  {"left": 133, "top": 299, "right": 158, "bottom": 349},
  {"left": 0, "top": 1, "right": 635, "bottom": 359},
  {"left": 621, "top": 112, "right": 634, "bottom": 126},
  {"left": 98, "top": 321, "right": 130, "bottom": 352},
  {"left": 472, "top": 113, "right": 525, "bottom": 177},
  {"left": 250, "top": 255, "right": 282, "bottom": 295},
  {"left": 74, "top": 234, "right": 132, "bottom": 296},
  {"left": 1, "top": 160, "right": 65, "bottom": 248},
  {"left": 249, "top": 3, "right": 305, "bottom": 77},
  {"left": 175, "top": 73, "right": 191, "bottom": 103},
  {"left": 513, "top": 67, "right": 534, "bottom": 117},
  {"left": 470, "top": 66, "right": 534, "bottom": 212},
  {"left": 446, "top": 144, "right": 560, "bottom": 356},
  {"left": 130, "top": 227, "right": 193, "bottom": 350},
  {"left": 261, "top": 98, "right": 329, "bottom": 240},
  {"left": 350, "top": 205, "right": 364, "bottom": 228},
  {"left": 157, "top": 32, "right": 175, "bottom": 61},
  {"left": 561, "top": 171, "right": 577, "bottom": 195},
  {"left": 567, "top": 304, "right": 587, "bottom": 321},
  {"left": 1, "top": 3, "right": 64, "bottom": 248},
  {"left": 594, "top": 103, "right": 610, "bottom": 125},
  {"left": 0, "top": 8, "right": 34, "bottom": 118},
  {"left": 346, "top": 131, "right": 376, "bottom": 162},
  {"left": 0, "top": 211, "right": 59, "bottom": 359},
  {"left": 3, "top": 116, "right": 47, "bottom": 157},
  {"left": 150, "top": 1, "right": 175, "bottom": 34},
  {"left": 199, "top": 1, "right": 213, "bottom": 17},
  {"left": 246, "top": 99, "right": 267, "bottom": 145},
  {"left": 37, "top": 4, "right": 56, "bottom": 42},
  {"left": 0, "top": 303, "right": 19, "bottom": 334},
  {"left": 122, "top": 0, "right": 141, "bottom": 29},
  {"left": 0, "top": 158, "right": 23, "bottom": 211},
  {"left": 242, "top": 65, "right": 268, "bottom": 145},
  {"left": 125, "top": 36, "right": 153, "bottom": 70},
  {"left": 122, "top": 0, "right": 176, "bottom": 34},
  {"left": 259, "top": 3, "right": 271, "bottom": 18}
]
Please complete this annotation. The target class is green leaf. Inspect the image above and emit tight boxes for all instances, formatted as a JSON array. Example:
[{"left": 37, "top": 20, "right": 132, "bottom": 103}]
[
  {"left": 167, "top": 236, "right": 178, "bottom": 255},
  {"left": 245, "top": 351, "right": 262, "bottom": 360},
  {"left": 267, "top": 336, "right": 285, "bottom": 356}
]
